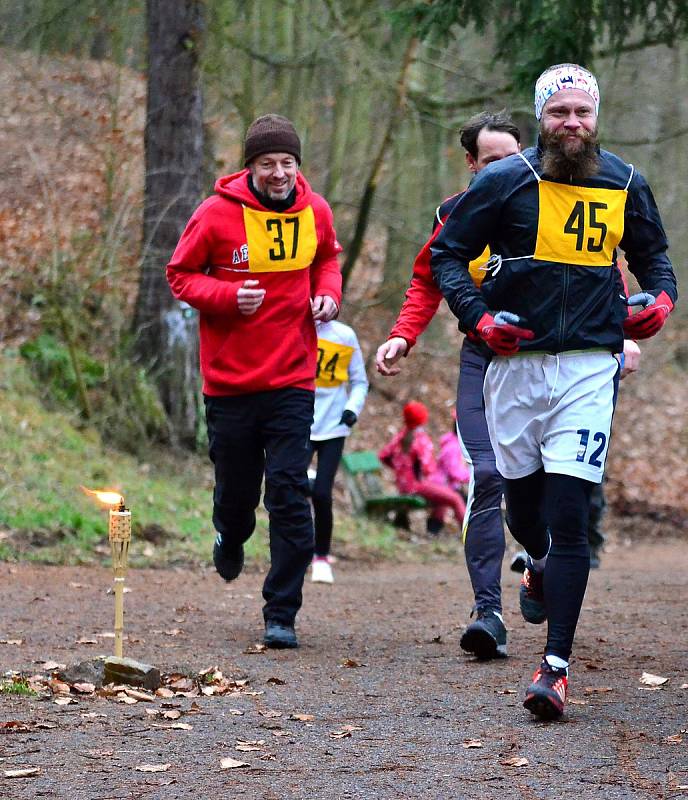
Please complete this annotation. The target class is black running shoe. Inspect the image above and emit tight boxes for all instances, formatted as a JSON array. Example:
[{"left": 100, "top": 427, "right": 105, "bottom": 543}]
[
  {"left": 523, "top": 659, "right": 568, "bottom": 720},
  {"left": 212, "top": 534, "right": 244, "bottom": 582},
  {"left": 519, "top": 560, "right": 546, "bottom": 624},
  {"left": 263, "top": 621, "right": 298, "bottom": 649},
  {"left": 460, "top": 609, "right": 507, "bottom": 660}
]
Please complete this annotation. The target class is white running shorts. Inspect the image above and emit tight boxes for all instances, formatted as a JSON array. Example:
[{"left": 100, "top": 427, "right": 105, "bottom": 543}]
[{"left": 483, "top": 351, "right": 618, "bottom": 483}]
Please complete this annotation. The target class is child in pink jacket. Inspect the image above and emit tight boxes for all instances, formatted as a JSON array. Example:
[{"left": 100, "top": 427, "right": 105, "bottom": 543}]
[{"left": 379, "top": 402, "right": 466, "bottom": 534}]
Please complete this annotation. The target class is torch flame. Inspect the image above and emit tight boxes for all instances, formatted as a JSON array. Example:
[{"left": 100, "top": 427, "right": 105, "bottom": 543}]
[{"left": 81, "top": 487, "right": 124, "bottom": 507}]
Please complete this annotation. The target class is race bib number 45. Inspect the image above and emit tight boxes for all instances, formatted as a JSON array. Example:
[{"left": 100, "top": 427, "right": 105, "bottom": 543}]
[
  {"left": 243, "top": 205, "right": 318, "bottom": 272},
  {"left": 534, "top": 182, "right": 626, "bottom": 266},
  {"left": 315, "top": 338, "right": 354, "bottom": 388}
]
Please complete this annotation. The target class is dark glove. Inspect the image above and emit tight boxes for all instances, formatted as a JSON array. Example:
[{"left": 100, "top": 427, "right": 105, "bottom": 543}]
[
  {"left": 475, "top": 311, "right": 535, "bottom": 356},
  {"left": 339, "top": 410, "right": 358, "bottom": 428},
  {"left": 623, "top": 290, "right": 674, "bottom": 339}
]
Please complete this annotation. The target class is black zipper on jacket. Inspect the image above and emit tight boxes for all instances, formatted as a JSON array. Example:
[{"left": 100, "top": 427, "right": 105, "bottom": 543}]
[{"left": 558, "top": 265, "right": 569, "bottom": 350}]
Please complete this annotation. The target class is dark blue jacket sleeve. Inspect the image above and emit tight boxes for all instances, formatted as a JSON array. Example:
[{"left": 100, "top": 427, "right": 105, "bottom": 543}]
[
  {"left": 430, "top": 174, "right": 500, "bottom": 330},
  {"left": 620, "top": 171, "right": 677, "bottom": 303}
]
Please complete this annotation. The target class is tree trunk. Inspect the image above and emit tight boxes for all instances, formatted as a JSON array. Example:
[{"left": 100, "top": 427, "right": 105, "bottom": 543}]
[
  {"left": 340, "top": 36, "right": 418, "bottom": 288},
  {"left": 134, "top": 0, "right": 205, "bottom": 448}
]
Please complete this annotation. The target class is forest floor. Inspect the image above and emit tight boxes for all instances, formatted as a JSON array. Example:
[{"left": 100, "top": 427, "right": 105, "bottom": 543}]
[{"left": 1, "top": 537, "right": 686, "bottom": 800}]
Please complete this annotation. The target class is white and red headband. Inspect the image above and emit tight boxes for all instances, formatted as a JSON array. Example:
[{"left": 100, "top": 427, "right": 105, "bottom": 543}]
[{"left": 534, "top": 63, "right": 600, "bottom": 120}]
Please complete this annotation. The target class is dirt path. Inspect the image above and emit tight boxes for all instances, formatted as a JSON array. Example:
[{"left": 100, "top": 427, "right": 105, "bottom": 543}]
[{"left": 0, "top": 541, "right": 686, "bottom": 799}]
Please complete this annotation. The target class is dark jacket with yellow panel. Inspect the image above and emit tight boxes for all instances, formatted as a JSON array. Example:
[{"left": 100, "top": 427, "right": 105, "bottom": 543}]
[{"left": 430, "top": 143, "right": 678, "bottom": 354}]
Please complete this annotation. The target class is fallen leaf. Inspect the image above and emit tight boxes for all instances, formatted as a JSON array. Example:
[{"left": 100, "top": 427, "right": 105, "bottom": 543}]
[
  {"left": 220, "top": 757, "right": 249, "bottom": 769},
  {"left": 640, "top": 672, "right": 669, "bottom": 687},
  {"left": 155, "top": 687, "right": 175, "bottom": 698},
  {"left": 341, "top": 658, "right": 364, "bottom": 668},
  {"left": 244, "top": 643, "right": 267, "bottom": 655},
  {"left": 72, "top": 683, "right": 95, "bottom": 694},
  {"left": 75, "top": 637, "right": 98, "bottom": 644},
  {"left": 584, "top": 687, "right": 613, "bottom": 694},
  {"left": 124, "top": 688, "right": 154, "bottom": 702},
  {"left": 164, "top": 628, "right": 182, "bottom": 637},
  {"left": 258, "top": 710, "right": 282, "bottom": 718},
  {"left": 500, "top": 756, "right": 529, "bottom": 767},
  {"left": 69, "top": 582, "right": 87, "bottom": 589},
  {"left": 39, "top": 661, "right": 66, "bottom": 671},
  {"left": 289, "top": 713, "right": 314, "bottom": 722},
  {"left": 236, "top": 744, "right": 263, "bottom": 752},
  {"left": 0, "top": 639, "right": 23, "bottom": 645},
  {"left": 271, "top": 730, "right": 288, "bottom": 737},
  {"left": 167, "top": 677, "right": 194, "bottom": 692},
  {"left": 48, "top": 679, "right": 71, "bottom": 695},
  {"left": 568, "top": 698, "right": 589, "bottom": 706},
  {"left": 162, "top": 709, "right": 182, "bottom": 720},
  {"left": 267, "top": 677, "right": 286, "bottom": 685},
  {"left": 330, "top": 725, "right": 362, "bottom": 739},
  {"left": 116, "top": 694, "right": 138, "bottom": 705},
  {"left": 666, "top": 734, "right": 683, "bottom": 744},
  {"left": 681, "top": 684, "right": 688, "bottom": 690},
  {"left": 135, "top": 763, "right": 171, "bottom": 773},
  {"left": 4, "top": 767, "right": 41, "bottom": 778},
  {"left": 152, "top": 723, "right": 193, "bottom": 731},
  {"left": 53, "top": 696, "right": 76, "bottom": 706},
  {"left": 229, "top": 709, "right": 244, "bottom": 716},
  {"left": 462, "top": 739, "right": 483, "bottom": 748},
  {"left": 496, "top": 689, "right": 517, "bottom": 695},
  {"left": 0, "top": 721, "right": 33, "bottom": 733}
]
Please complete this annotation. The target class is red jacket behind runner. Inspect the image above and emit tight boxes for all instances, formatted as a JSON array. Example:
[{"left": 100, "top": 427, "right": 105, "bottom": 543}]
[{"left": 166, "top": 169, "right": 343, "bottom": 396}]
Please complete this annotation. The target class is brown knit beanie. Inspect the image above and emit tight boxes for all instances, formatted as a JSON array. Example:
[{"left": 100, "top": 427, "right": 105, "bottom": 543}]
[{"left": 243, "top": 114, "right": 301, "bottom": 166}]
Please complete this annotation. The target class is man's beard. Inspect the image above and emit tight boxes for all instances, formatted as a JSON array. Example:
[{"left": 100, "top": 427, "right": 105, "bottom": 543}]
[{"left": 541, "top": 127, "right": 600, "bottom": 182}]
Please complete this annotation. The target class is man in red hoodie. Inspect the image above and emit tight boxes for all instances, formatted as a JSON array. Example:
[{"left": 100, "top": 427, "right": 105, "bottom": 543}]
[{"left": 167, "top": 114, "right": 342, "bottom": 649}]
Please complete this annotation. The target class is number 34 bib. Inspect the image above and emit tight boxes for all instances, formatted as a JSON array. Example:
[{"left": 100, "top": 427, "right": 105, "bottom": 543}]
[
  {"left": 534, "top": 182, "right": 626, "bottom": 266},
  {"left": 243, "top": 205, "right": 318, "bottom": 272}
]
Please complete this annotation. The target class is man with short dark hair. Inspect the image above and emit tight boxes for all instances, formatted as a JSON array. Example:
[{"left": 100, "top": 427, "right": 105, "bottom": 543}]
[
  {"left": 167, "top": 114, "right": 342, "bottom": 650},
  {"left": 376, "top": 110, "right": 521, "bottom": 660},
  {"left": 459, "top": 111, "right": 522, "bottom": 174},
  {"left": 431, "top": 64, "right": 677, "bottom": 719}
]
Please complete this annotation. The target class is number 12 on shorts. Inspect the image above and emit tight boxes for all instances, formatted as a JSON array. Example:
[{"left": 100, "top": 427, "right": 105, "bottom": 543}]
[{"left": 576, "top": 428, "right": 607, "bottom": 467}]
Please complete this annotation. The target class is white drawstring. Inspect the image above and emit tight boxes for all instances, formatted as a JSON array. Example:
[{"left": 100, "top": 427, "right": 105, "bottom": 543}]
[{"left": 547, "top": 355, "right": 560, "bottom": 406}]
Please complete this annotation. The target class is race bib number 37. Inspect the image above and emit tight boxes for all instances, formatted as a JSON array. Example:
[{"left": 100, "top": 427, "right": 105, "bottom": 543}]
[
  {"left": 243, "top": 205, "right": 318, "bottom": 272},
  {"left": 534, "top": 182, "right": 626, "bottom": 266}
]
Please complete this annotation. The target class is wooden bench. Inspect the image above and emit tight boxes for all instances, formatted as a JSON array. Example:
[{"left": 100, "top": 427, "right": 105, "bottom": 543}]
[{"left": 340, "top": 450, "right": 427, "bottom": 528}]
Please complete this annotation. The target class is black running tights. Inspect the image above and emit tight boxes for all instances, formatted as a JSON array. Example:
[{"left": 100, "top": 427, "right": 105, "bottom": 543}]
[
  {"left": 504, "top": 469, "right": 594, "bottom": 661},
  {"left": 308, "top": 437, "right": 346, "bottom": 557}
]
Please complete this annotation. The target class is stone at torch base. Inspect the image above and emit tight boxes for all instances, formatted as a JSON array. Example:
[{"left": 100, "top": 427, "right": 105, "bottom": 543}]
[{"left": 103, "top": 656, "right": 161, "bottom": 691}]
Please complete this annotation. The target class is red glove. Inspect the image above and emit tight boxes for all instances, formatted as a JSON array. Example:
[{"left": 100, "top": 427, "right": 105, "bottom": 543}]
[
  {"left": 475, "top": 311, "right": 535, "bottom": 356},
  {"left": 623, "top": 290, "right": 674, "bottom": 339}
]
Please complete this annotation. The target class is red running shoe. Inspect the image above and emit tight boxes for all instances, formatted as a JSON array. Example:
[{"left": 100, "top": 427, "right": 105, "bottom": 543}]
[
  {"left": 523, "top": 659, "right": 568, "bottom": 720},
  {"left": 519, "top": 560, "right": 546, "bottom": 624}
]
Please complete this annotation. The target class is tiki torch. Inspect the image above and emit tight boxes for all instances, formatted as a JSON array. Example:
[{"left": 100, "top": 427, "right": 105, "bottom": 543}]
[{"left": 83, "top": 489, "right": 132, "bottom": 658}]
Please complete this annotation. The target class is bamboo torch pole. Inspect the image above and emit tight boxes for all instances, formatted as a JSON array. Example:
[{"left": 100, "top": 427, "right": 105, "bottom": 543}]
[{"left": 108, "top": 499, "right": 131, "bottom": 659}]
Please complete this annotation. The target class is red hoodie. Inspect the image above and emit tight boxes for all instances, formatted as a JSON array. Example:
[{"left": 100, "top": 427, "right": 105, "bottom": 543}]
[{"left": 166, "top": 170, "right": 343, "bottom": 396}]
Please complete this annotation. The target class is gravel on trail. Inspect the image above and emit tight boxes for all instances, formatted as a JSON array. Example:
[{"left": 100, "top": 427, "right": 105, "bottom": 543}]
[{"left": 0, "top": 540, "right": 686, "bottom": 799}]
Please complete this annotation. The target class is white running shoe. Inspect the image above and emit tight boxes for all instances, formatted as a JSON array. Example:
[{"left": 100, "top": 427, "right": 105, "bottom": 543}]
[{"left": 311, "top": 558, "right": 334, "bottom": 584}]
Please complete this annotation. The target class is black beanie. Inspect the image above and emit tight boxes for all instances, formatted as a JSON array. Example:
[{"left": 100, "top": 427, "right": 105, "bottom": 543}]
[{"left": 243, "top": 114, "right": 301, "bottom": 166}]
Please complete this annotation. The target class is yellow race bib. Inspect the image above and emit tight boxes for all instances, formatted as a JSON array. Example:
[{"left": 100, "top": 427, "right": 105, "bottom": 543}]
[
  {"left": 534, "top": 182, "right": 626, "bottom": 266},
  {"left": 315, "top": 338, "right": 354, "bottom": 388},
  {"left": 468, "top": 245, "right": 490, "bottom": 287},
  {"left": 243, "top": 205, "right": 318, "bottom": 272}
]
